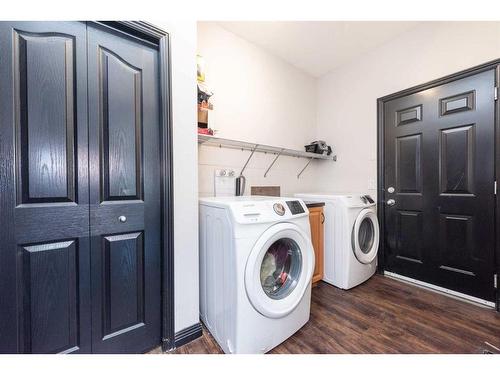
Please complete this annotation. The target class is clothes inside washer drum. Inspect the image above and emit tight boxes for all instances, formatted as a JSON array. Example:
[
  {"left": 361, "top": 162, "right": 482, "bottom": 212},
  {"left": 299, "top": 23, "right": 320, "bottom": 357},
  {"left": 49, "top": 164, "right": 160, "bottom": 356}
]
[{"left": 259, "top": 238, "right": 302, "bottom": 299}]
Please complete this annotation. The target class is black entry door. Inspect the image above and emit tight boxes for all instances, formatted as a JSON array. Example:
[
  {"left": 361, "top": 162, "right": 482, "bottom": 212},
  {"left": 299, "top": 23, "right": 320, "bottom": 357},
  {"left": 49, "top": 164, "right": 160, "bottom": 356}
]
[
  {"left": 0, "top": 22, "right": 91, "bottom": 353},
  {"left": 383, "top": 69, "right": 496, "bottom": 302},
  {"left": 87, "top": 25, "right": 162, "bottom": 353}
]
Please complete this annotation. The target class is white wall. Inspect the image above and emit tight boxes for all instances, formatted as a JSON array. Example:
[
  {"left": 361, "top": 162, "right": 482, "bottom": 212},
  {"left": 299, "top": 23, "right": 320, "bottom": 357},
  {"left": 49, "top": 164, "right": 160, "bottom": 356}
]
[
  {"left": 315, "top": 21, "right": 500, "bottom": 197},
  {"left": 156, "top": 19, "right": 199, "bottom": 333},
  {"left": 197, "top": 22, "right": 326, "bottom": 197}
]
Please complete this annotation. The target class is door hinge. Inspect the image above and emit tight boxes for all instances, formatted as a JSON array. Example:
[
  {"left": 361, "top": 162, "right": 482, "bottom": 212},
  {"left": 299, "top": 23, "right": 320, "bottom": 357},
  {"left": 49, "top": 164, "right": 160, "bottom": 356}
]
[
  {"left": 495, "top": 86, "right": 498, "bottom": 101},
  {"left": 494, "top": 274, "right": 498, "bottom": 289}
]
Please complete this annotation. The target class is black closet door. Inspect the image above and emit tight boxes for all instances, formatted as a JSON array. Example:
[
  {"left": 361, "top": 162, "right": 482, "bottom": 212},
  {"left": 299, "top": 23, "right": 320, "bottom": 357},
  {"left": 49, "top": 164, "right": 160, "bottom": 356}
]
[
  {"left": 0, "top": 22, "right": 91, "bottom": 353},
  {"left": 87, "top": 25, "right": 162, "bottom": 353}
]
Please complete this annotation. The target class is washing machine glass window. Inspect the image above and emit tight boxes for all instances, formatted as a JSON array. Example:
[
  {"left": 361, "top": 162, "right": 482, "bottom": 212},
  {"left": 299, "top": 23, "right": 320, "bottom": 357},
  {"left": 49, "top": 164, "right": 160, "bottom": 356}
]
[
  {"left": 352, "top": 209, "right": 379, "bottom": 264},
  {"left": 358, "top": 218, "right": 375, "bottom": 254},
  {"left": 245, "top": 223, "right": 314, "bottom": 319},
  {"left": 260, "top": 238, "right": 302, "bottom": 300}
]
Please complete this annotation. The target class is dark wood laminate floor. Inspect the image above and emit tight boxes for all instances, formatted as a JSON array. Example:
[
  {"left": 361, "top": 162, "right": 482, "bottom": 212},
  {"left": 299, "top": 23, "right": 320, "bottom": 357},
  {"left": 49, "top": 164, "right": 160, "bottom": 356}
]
[{"left": 152, "top": 275, "right": 500, "bottom": 354}]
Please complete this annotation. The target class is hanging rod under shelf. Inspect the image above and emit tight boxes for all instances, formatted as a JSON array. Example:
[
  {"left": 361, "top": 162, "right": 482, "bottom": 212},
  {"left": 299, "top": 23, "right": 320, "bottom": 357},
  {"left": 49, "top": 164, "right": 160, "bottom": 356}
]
[{"left": 198, "top": 134, "right": 337, "bottom": 161}]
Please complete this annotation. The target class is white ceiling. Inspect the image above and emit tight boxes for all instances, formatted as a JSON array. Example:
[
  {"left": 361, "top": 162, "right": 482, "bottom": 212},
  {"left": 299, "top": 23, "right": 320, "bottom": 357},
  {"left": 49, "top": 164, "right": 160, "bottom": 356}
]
[{"left": 217, "top": 21, "right": 422, "bottom": 77}]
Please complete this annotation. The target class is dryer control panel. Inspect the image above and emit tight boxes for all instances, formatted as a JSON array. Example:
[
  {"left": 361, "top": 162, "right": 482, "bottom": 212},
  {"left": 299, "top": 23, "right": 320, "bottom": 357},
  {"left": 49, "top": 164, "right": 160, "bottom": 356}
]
[{"left": 286, "top": 200, "right": 305, "bottom": 215}]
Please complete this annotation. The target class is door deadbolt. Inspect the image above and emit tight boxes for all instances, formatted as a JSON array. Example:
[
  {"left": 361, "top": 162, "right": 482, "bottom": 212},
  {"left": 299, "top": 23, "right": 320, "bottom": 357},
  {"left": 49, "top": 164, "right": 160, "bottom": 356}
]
[
  {"left": 118, "top": 215, "right": 127, "bottom": 223},
  {"left": 387, "top": 186, "right": 395, "bottom": 194},
  {"left": 386, "top": 199, "right": 396, "bottom": 206}
]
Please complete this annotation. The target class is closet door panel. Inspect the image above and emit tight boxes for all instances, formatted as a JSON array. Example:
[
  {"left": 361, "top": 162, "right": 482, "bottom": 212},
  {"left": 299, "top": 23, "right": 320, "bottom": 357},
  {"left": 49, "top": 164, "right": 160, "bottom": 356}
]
[
  {"left": 16, "top": 31, "right": 76, "bottom": 202},
  {"left": 0, "top": 22, "right": 91, "bottom": 354},
  {"left": 100, "top": 48, "right": 143, "bottom": 201},
  {"left": 88, "top": 24, "right": 161, "bottom": 354},
  {"left": 102, "top": 232, "right": 145, "bottom": 337},
  {"left": 20, "top": 240, "right": 80, "bottom": 354}
]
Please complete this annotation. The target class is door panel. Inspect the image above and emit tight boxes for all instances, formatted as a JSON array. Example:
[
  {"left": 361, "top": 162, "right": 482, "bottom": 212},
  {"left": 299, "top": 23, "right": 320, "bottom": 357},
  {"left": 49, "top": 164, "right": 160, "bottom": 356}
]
[
  {"left": 395, "top": 210, "right": 423, "bottom": 263},
  {"left": 15, "top": 31, "right": 76, "bottom": 202},
  {"left": 87, "top": 24, "right": 161, "bottom": 353},
  {"left": 20, "top": 240, "right": 80, "bottom": 354},
  {"left": 438, "top": 214, "right": 475, "bottom": 273},
  {"left": 395, "top": 133, "right": 422, "bottom": 194},
  {"left": 308, "top": 207, "right": 324, "bottom": 284},
  {"left": 384, "top": 69, "right": 496, "bottom": 302},
  {"left": 102, "top": 232, "right": 145, "bottom": 337},
  {"left": 0, "top": 22, "right": 90, "bottom": 353},
  {"left": 439, "top": 125, "right": 475, "bottom": 195},
  {"left": 440, "top": 91, "right": 475, "bottom": 115},
  {"left": 99, "top": 48, "right": 143, "bottom": 201}
]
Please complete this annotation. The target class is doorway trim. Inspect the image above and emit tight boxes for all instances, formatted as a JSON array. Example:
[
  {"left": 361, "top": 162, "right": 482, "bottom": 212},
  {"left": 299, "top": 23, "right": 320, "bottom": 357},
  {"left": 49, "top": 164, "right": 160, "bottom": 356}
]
[
  {"left": 91, "top": 21, "right": 175, "bottom": 350},
  {"left": 376, "top": 58, "right": 500, "bottom": 311}
]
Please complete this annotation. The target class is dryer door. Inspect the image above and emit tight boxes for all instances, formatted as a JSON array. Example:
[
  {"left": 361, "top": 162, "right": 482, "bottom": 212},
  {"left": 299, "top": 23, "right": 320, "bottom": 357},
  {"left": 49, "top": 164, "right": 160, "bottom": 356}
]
[
  {"left": 351, "top": 208, "right": 380, "bottom": 264},
  {"left": 245, "top": 223, "right": 315, "bottom": 319}
]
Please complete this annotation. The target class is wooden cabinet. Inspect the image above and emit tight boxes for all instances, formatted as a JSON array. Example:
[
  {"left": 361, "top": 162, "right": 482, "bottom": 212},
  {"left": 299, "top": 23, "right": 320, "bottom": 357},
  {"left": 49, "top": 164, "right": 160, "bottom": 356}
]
[{"left": 308, "top": 206, "right": 325, "bottom": 284}]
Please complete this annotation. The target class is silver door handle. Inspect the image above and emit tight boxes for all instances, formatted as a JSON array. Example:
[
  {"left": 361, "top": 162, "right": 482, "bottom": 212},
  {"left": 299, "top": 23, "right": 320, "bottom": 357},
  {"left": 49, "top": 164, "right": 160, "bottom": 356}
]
[
  {"left": 386, "top": 199, "right": 396, "bottom": 206},
  {"left": 118, "top": 215, "right": 127, "bottom": 223}
]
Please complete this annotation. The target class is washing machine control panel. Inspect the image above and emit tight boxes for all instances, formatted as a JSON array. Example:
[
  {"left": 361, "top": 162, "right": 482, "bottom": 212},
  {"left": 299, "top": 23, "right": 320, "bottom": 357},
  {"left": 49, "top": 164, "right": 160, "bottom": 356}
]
[
  {"left": 340, "top": 195, "right": 376, "bottom": 208},
  {"left": 286, "top": 200, "right": 305, "bottom": 215},
  {"left": 228, "top": 198, "right": 308, "bottom": 223}
]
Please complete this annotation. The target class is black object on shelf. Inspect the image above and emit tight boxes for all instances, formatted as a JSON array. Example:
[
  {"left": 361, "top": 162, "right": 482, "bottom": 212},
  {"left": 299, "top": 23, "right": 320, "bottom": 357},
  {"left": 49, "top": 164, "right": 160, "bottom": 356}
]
[{"left": 304, "top": 140, "right": 332, "bottom": 156}]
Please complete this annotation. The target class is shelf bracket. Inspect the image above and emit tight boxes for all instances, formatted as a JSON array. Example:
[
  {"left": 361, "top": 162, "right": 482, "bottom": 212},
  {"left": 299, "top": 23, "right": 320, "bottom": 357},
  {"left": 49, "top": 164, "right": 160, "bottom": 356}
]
[
  {"left": 297, "top": 157, "right": 314, "bottom": 179},
  {"left": 240, "top": 144, "right": 258, "bottom": 176},
  {"left": 264, "top": 149, "right": 284, "bottom": 177}
]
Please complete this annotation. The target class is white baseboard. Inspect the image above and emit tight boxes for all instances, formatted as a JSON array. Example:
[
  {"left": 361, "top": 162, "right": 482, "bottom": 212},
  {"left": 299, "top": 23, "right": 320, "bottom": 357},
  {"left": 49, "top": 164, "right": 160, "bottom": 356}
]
[{"left": 384, "top": 271, "right": 495, "bottom": 308}]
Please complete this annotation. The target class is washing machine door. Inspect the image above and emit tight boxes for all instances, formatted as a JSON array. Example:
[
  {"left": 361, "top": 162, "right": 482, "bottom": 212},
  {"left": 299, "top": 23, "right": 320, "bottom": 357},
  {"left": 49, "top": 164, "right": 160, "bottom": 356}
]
[
  {"left": 245, "top": 222, "right": 315, "bottom": 319},
  {"left": 351, "top": 208, "right": 379, "bottom": 264}
]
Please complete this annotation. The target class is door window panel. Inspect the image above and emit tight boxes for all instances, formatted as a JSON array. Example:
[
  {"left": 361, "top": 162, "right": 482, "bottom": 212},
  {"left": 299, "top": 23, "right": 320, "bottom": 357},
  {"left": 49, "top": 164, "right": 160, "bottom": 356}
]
[
  {"left": 358, "top": 218, "right": 375, "bottom": 254},
  {"left": 260, "top": 238, "right": 302, "bottom": 300}
]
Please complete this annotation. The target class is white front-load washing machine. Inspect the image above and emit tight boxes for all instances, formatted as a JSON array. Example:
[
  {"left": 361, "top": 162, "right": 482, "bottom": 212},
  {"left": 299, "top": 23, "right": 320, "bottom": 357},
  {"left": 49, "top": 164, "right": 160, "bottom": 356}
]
[
  {"left": 295, "top": 193, "right": 379, "bottom": 289},
  {"left": 199, "top": 196, "right": 315, "bottom": 354}
]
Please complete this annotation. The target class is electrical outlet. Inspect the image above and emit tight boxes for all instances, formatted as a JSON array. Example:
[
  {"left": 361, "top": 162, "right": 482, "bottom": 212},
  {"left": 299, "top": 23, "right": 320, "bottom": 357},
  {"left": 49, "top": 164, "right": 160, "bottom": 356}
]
[
  {"left": 215, "top": 168, "right": 235, "bottom": 177},
  {"left": 214, "top": 169, "right": 236, "bottom": 197}
]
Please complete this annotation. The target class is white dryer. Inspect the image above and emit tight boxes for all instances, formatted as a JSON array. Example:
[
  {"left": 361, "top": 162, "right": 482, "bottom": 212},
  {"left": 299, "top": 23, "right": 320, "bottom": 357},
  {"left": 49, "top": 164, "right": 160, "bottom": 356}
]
[
  {"left": 199, "top": 196, "right": 315, "bottom": 354},
  {"left": 295, "top": 193, "right": 379, "bottom": 289}
]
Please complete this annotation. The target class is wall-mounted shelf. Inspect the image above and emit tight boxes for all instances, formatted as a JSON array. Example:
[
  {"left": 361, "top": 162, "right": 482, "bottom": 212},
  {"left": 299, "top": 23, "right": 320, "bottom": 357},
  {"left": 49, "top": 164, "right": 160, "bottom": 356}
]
[{"left": 198, "top": 134, "right": 336, "bottom": 178}]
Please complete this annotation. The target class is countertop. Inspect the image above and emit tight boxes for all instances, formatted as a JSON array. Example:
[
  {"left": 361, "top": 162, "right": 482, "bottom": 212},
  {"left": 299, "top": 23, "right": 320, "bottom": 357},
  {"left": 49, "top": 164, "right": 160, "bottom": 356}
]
[{"left": 303, "top": 201, "right": 325, "bottom": 208}]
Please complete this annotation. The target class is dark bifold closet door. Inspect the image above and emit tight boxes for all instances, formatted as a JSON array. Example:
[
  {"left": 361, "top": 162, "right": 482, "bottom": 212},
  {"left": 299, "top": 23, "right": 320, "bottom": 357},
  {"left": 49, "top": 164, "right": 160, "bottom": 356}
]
[
  {"left": 383, "top": 69, "right": 496, "bottom": 302},
  {"left": 87, "top": 24, "right": 162, "bottom": 353},
  {"left": 0, "top": 22, "right": 91, "bottom": 353}
]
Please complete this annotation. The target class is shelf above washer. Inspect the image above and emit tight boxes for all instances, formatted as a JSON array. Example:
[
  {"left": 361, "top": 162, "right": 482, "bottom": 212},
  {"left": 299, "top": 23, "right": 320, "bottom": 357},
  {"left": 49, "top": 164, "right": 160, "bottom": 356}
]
[
  {"left": 198, "top": 134, "right": 336, "bottom": 179},
  {"left": 198, "top": 134, "right": 337, "bottom": 161}
]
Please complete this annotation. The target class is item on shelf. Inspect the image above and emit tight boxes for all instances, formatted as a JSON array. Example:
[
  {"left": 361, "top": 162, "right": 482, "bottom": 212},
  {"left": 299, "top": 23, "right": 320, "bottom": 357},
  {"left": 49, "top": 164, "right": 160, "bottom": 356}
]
[
  {"left": 197, "top": 82, "right": 214, "bottom": 127},
  {"left": 198, "top": 127, "right": 215, "bottom": 136},
  {"left": 304, "top": 140, "right": 332, "bottom": 156},
  {"left": 197, "top": 82, "right": 213, "bottom": 104},
  {"left": 197, "top": 105, "right": 209, "bottom": 127},
  {"left": 197, "top": 54, "right": 206, "bottom": 82}
]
